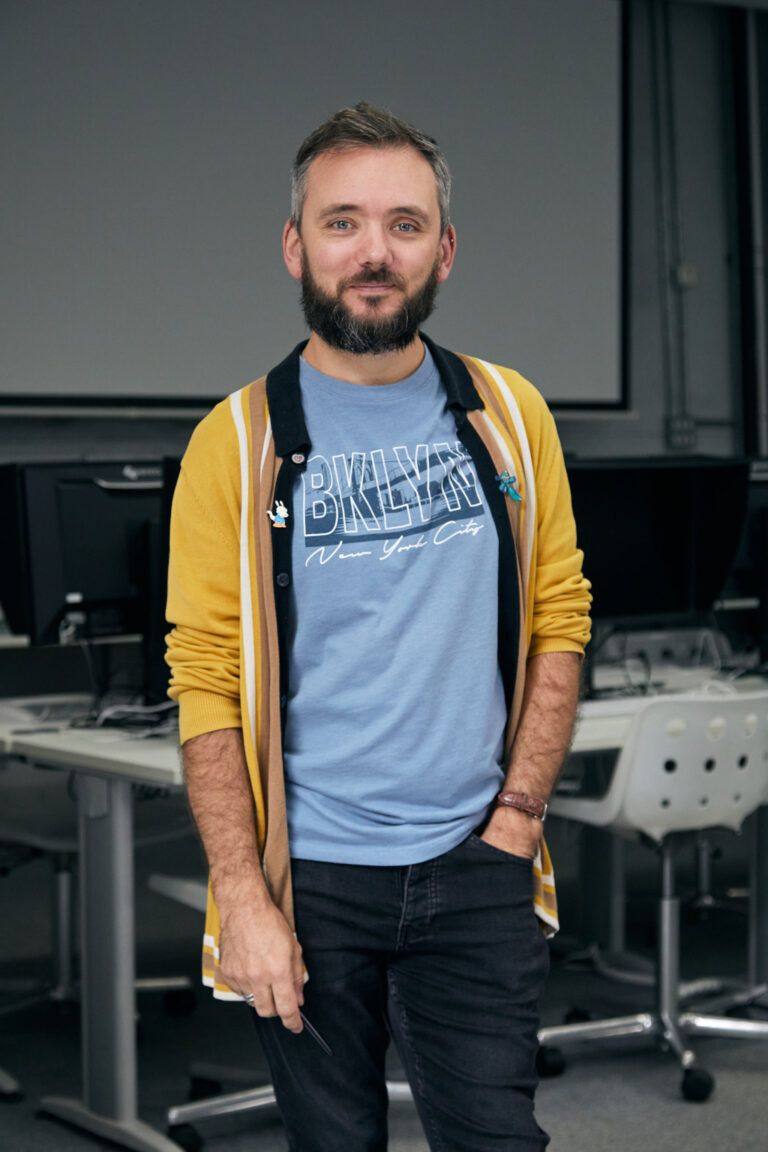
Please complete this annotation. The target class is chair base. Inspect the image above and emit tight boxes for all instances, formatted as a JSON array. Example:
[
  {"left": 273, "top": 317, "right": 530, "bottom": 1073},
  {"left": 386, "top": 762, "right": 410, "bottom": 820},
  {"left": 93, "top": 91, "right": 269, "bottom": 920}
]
[
  {"left": 541, "top": 840, "right": 768, "bottom": 1099},
  {"left": 540, "top": 1009, "right": 768, "bottom": 1052},
  {"left": 0, "top": 1065, "right": 23, "bottom": 1102},
  {"left": 0, "top": 975, "right": 194, "bottom": 1020},
  {"left": 563, "top": 943, "right": 728, "bottom": 1000},
  {"left": 166, "top": 1078, "right": 413, "bottom": 1135},
  {"left": 40, "top": 1096, "right": 184, "bottom": 1152},
  {"left": 539, "top": 1009, "right": 768, "bottom": 1101},
  {"left": 0, "top": 982, "right": 77, "bottom": 1019}
]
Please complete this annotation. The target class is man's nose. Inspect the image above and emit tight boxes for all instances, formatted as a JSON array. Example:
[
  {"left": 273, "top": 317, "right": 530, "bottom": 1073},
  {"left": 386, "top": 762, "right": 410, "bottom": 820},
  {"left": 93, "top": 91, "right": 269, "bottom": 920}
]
[{"left": 357, "top": 224, "right": 391, "bottom": 267}]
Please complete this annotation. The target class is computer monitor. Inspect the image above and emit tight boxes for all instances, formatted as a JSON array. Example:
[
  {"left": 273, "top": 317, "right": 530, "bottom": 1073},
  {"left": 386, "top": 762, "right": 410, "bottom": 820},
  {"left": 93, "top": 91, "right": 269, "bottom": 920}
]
[
  {"left": 719, "top": 459, "right": 768, "bottom": 661},
  {"left": 0, "top": 460, "right": 163, "bottom": 646},
  {"left": 567, "top": 456, "right": 751, "bottom": 630},
  {"left": 140, "top": 457, "right": 181, "bottom": 704}
]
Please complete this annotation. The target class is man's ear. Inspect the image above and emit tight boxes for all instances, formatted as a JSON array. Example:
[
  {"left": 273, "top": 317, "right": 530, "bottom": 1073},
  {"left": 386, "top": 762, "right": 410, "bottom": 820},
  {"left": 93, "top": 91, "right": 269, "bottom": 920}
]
[
  {"left": 283, "top": 220, "right": 303, "bottom": 282},
  {"left": 436, "top": 224, "right": 457, "bottom": 284}
]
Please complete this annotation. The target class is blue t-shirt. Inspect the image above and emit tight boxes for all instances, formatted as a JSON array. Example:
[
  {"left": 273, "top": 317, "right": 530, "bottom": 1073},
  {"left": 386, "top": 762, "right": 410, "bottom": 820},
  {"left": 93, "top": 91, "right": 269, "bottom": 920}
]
[{"left": 282, "top": 347, "right": 507, "bottom": 864}]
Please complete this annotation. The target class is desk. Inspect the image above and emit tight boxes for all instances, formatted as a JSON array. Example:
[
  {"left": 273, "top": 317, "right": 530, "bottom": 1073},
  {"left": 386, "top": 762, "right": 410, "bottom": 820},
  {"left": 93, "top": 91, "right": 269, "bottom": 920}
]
[
  {"left": 3, "top": 681, "right": 768, "bottom": 1152},
  {"left": 0, "top": 722, "right": 184, "bottom": 1152}
]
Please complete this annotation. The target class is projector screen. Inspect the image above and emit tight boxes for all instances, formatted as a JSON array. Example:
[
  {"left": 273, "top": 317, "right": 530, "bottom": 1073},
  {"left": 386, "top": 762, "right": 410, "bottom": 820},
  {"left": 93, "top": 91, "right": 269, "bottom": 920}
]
[{"left": 1, "top": 0, "right": 622, "bottom": 408}]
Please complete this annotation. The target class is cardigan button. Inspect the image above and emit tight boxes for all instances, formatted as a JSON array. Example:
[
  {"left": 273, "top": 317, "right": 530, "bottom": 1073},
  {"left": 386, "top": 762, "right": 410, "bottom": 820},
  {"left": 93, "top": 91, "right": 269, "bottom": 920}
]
[
  {"left": 291, "top": 452, "right": 306, "bottom": 465},
  {"left": 276, "top": 572, "right": 290, "bottom": 588}
]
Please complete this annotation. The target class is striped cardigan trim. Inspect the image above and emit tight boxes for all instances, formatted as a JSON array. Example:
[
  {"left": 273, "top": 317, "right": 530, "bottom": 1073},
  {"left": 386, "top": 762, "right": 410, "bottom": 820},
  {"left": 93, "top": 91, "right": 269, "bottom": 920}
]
[
  {"left": 475, "top": 358, "right": 537, "bottom": 585},
  {"left": 229, "top": 389, "right": 257, "bottom": 744}
]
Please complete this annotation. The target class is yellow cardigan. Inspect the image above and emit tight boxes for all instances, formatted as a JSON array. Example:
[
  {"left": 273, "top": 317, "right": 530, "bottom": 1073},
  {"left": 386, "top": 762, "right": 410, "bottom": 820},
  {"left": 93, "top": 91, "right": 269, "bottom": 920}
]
[{"left": 166, "top": 338, "right": 591, "bottom": 1000}]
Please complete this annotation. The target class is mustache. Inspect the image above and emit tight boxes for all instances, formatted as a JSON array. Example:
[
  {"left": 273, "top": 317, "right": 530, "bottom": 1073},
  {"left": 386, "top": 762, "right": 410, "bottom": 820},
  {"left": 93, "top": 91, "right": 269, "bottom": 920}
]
[{"left": 341, "top": 267, "right": 406, "bottom": 289}]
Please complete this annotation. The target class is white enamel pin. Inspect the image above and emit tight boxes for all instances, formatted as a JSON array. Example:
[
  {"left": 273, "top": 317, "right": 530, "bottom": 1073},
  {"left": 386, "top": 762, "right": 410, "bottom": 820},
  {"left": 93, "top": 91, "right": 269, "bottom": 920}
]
[{"left": 267, "top": 499, "right": 289, "bottom": 527}]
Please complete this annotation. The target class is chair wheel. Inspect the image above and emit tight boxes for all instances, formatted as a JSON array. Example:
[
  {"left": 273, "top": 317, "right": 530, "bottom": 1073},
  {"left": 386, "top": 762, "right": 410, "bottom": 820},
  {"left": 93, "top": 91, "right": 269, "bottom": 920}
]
[
  {"left": 536, "top": 1044, "right": 566, "bottom": 1077},
  {"left": 564, "top": 1007, "right": 591, "bottom": 1024},
  {"left": 681, "top": 1066, "right": 714, "bottom": 1102},
  {"left": 189, "top": 1076, "right": 222, "bottom": 1101},
  {"left": 168, "top": 1123, "right": 203, "bottom": 1151},
  {"left": 164, "top": 987, "right": 197, "bottom": 1017}
]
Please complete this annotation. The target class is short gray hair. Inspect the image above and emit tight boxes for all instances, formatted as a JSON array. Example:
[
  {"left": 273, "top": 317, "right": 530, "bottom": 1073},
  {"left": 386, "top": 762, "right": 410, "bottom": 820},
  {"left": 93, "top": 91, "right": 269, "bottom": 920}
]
[{"left": 290, "top": 102, "right": 452, "bottom": 234}]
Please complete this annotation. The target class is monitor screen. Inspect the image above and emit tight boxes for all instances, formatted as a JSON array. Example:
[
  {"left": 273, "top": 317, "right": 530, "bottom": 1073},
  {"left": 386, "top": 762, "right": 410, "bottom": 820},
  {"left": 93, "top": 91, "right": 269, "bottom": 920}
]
[
  {"left": 0, "top": 461, "right": 163, "bottom": 644},
  {"left": 567, "top": 457, "right": 750, "bottom": 628}
]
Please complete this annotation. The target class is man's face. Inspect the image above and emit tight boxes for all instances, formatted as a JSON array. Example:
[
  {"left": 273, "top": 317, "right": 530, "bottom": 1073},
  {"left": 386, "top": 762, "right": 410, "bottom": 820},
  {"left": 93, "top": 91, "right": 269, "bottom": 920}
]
[{"left": 283, "top": 145, "right": 455, "bottom": 354}]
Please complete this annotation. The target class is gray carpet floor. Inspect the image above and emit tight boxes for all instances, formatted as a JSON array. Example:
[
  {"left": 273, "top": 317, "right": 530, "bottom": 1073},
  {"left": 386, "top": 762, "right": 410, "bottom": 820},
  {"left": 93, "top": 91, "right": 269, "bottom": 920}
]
[{"left": 2, "top": 826, "right": 767, "bottom": 1151}]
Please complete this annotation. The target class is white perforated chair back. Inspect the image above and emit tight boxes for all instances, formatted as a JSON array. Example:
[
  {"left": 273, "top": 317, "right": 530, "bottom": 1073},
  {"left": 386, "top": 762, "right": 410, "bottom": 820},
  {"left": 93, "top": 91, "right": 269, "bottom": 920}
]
[
  {"left": 614, "top": 692, "right": 768, "bottom": 841},
  {"left": 551, "top": 691, "right": 768, "bottom": 841}
]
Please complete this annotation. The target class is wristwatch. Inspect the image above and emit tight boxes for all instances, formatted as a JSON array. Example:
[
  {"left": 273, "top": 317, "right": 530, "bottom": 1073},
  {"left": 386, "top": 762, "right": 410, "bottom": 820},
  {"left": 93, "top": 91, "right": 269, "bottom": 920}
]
[{"left": 496, "top": 791, "right": 548, "bottom": 822}]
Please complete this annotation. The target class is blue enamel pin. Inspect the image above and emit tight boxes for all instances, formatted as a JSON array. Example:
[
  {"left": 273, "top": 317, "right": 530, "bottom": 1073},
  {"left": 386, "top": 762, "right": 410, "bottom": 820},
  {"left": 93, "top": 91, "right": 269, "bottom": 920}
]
[{"left": 495, "top": 471, "right": 522, "bottom": 502}]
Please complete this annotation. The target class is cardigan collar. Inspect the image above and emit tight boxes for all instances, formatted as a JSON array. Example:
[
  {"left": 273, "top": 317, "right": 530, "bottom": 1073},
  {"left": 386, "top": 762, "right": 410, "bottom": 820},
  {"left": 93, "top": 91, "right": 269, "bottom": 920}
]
[{"left": 264, "top": 332, "right": 484, "bottom": 458}]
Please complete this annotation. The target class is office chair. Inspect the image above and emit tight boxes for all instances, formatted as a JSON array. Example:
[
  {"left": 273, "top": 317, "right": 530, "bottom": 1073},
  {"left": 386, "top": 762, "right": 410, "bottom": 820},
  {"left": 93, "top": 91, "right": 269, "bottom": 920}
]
[{"left": 541, "top": 691, "right": 768, "bottom": 1101}]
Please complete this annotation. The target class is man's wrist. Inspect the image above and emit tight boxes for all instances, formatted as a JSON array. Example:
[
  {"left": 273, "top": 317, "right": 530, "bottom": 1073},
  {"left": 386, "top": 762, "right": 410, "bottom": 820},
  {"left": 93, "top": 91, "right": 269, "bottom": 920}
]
[
  {"left": 212, "top": 863, "right": 271, "bottom": 915},
  {"left": 483, "top": 804, "right": 543, "bottom": 857}
]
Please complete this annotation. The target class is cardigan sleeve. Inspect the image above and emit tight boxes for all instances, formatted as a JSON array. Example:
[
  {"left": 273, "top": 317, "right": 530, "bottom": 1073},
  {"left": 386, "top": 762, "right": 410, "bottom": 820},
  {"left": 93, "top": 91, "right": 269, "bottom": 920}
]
[
  {"left": 165, "top": 405, "right": 244, "bottom": 744},
  {"left": 528, "top": 400, "right": 592, "bottom": 658}
]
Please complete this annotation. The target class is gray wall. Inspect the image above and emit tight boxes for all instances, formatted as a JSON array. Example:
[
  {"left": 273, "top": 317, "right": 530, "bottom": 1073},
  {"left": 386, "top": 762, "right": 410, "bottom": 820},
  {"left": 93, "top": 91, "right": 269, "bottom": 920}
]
[
  {"left": 563, "top": 0, "right": 744, "bottom": 459},
  {"left": 0, "top": 0, "right": 755, "bottom": 464}
]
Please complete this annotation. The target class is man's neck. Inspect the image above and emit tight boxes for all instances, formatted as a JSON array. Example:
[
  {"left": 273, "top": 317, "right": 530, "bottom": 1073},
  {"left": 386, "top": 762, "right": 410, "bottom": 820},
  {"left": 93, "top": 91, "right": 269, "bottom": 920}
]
[{"left": 301, "top": 333, "right": 426, "bottom": 386}]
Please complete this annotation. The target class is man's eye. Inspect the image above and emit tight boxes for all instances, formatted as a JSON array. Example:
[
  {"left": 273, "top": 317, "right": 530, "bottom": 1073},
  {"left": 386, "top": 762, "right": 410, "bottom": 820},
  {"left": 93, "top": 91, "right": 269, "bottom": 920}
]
[
  {"left": 331, "top": 220, "right": 352, "bottom": 230},
  {"left": 394, "top": 222, "right": 416, "bottom": 233}
]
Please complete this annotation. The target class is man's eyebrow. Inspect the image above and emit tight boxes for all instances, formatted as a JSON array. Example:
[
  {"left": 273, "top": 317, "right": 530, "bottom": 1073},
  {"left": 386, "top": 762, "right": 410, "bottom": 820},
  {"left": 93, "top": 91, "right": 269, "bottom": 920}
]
[
  {"left": 315, "top": 204, "right": 432, "bottom": 223},
  {"left": 390, "top": 205, "right": 430, "bottom": 224},
  {"left": 316, "top": 204, "right": 361, "bottom": 220}
]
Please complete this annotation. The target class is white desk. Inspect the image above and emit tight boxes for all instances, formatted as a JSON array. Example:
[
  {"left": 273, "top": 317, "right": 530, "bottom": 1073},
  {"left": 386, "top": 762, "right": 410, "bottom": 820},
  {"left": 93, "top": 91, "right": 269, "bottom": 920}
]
[
  {"left": 1, "top": 722, "right": 184, "bottom": 1152},
  {"left": 3, "top": 678, "right": 768, "bottom": 1152},
  {"left": 8, "top": 725, "right": 183, "bottom": 787}
]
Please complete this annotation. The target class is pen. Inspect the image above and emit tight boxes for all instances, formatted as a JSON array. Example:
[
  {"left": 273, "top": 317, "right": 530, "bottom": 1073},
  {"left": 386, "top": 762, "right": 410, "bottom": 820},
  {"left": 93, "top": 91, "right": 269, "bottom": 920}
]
[{"left": 299, "top": 1009, "right": 333, "bottom": 1056}]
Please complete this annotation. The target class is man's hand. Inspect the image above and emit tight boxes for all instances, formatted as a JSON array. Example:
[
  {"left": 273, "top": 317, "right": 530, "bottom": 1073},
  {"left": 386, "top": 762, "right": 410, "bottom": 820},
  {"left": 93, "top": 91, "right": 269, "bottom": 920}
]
[
  {"left": 480, "top": 805, "right": 543, "bottom": 860},
  {"left": 182, "top": 728, "right": 305, "bottom": 1034},
  {"left": 219, "top": 897, "right": 305, "bottom": 1033}
]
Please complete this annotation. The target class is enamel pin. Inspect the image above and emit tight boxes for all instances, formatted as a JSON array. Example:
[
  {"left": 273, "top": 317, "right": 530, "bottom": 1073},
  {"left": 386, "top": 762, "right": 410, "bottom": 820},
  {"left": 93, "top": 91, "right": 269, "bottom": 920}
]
[
  {"left": 267, "top": 499, "right": 289, "bottom": 527},
  {"left": 495, "top": 471, "right": 522, "bottom": 502}
]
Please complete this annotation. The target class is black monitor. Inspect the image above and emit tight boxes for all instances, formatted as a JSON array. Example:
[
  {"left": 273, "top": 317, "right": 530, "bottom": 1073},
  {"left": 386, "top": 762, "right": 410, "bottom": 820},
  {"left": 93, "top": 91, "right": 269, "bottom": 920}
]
[
  {"left": 140, "top": 457, "right": 181, "bottom": 704},
  {"left": 720, "top": 459, "right": 768, "bottom": 661},
  {"left": 0, "top": 460, "right": 163, "bottom": 646},
  {"left": 567, "top": 456, "right": 751, "bottom": 630}
]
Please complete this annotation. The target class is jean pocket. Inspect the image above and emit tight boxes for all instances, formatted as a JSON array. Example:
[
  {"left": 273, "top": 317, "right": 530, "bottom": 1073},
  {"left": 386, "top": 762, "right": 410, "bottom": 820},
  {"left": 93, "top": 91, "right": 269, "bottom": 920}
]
[{"left": 467, "top": 832, "right": 535, "bottom": 870}]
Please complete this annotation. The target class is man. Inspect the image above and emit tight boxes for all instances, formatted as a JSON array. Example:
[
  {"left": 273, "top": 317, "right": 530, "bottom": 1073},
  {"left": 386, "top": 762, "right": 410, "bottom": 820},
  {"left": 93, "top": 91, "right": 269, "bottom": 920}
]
[{"left": 166, "top": 102, "right": 591, "bottom": 1151}]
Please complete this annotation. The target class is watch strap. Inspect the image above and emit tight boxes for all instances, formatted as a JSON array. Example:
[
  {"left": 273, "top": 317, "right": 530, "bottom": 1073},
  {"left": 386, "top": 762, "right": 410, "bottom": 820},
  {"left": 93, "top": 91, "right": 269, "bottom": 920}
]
[{"left": 496, "top": 791, "right": 548, "bottom": 822}]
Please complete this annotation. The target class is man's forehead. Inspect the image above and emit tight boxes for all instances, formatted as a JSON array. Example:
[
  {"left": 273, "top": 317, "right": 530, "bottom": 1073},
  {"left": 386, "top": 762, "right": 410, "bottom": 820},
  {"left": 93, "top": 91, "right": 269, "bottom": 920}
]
[{"left": 303, "top": 145, "right": 440, "bottom": 212}]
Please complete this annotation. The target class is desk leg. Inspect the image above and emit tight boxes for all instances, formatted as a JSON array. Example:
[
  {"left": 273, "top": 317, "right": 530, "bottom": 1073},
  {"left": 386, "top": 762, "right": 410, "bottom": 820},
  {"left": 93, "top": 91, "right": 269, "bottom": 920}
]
[
  {"left": 749, "top": 806, "right": 768, "bottom": 988},
  {"left": 579, "top": 828, "right": 626, "bottom": 953},
  {"left": 39, "top": 775, "right": 184, "bottom": 1152}
]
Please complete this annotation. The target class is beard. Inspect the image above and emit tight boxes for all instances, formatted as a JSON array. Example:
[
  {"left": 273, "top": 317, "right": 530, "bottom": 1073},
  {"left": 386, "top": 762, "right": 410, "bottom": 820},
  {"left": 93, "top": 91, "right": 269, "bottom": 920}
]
[{"left": 300, "top": 258, "right": 440, "bottom": 355}]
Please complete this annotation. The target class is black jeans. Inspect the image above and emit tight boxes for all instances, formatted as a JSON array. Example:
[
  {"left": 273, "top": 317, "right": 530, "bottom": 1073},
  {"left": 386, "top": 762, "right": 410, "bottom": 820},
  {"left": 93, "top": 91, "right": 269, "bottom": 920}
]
[{"left": 253, "top": 833, "right": 550, "bottom": 1151}]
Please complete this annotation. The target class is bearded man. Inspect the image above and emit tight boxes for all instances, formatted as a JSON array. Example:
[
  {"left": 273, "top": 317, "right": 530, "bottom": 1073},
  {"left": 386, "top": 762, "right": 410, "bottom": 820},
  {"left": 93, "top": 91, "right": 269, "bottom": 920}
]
[{"left": 166, "top": 101, "right": 591, "bottom": 1152}]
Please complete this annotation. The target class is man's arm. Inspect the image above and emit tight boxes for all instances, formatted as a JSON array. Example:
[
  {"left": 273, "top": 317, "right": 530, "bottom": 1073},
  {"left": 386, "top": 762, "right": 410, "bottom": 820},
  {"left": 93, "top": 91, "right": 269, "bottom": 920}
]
[
  {"left": 481, "top": 651, "right": 581, "bottom": 858},
  {"left": 182, "top": 728, "right": 304, "bottom": 1033}
]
